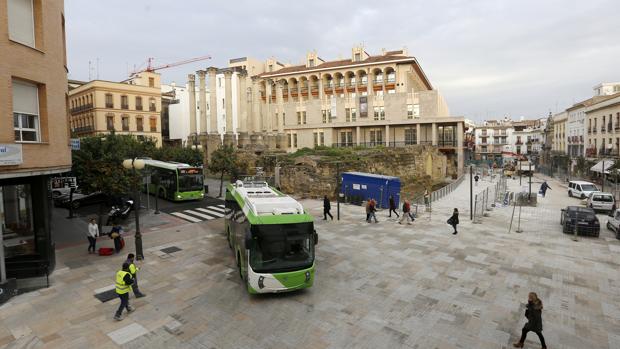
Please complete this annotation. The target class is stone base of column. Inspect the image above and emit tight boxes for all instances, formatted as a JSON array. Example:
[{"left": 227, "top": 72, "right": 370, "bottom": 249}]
[
  {"left": 276, "top": 133, "right": 287, "bottom": 150},
  {"left": 206, "top": 133, "right": 221, "bottom": 165},
  {"left": 223, "top": 133, "right": 236, "bottom": 148},
  {"left": 250, "top": 133, "right": 260, "bottom": 146},
  {"left": 265, "top": 134, "right": 277, "bottom": 150},
  {"left": 237, "top": 132, "right": 250, "bottom": 149}
]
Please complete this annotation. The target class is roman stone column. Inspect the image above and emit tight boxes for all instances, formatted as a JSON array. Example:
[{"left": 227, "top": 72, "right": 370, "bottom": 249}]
[
  {"left": 432, "top": 122, "right": 437, "bottom": 146},
  {"left": 356, "top": 126, "right": 361, "bottom": 145},
  {"left": 206, "top": 67, "right": 220, "bottom": 165},
  {"left": 250, "top": 77, "right": 261, "bottom": 146},
  {"left": 457, "top": 121, "right": 464, "bottom": 174},
  {"left": 385, "top": 125, "right": 390, "bottom": 147},
  {"left": 223, "top": 70, "right": 235, "bottom": 147},
  {"left": 197, "top": 70, "right": 207, "bottom": 135},
  {"left": 207, "top": 67, "right": 218, "bottom": 134},
  {"left": 187, "top": 74, "right": 197, "bottom": 142},
  {"left": 237, "top": 72, "right": 250, "bottom": 148},
  {"left": 416, "top": 123, "right": 421, "bottom": 145}
]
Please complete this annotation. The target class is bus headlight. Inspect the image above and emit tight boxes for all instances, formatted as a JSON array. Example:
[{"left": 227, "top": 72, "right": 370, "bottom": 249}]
[
  {"left": 176, "top": 195, "right": 181, "bottom": 199},
  {"left": 258, "top": 276, "right": 265, "bottom": 289},
  {"left": 305, "top": 271, "right": 311, "bottom": 282}
]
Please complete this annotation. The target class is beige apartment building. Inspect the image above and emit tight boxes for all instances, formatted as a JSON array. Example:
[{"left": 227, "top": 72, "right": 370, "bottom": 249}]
[
  {"left": 1, "top": 0, "right": 70, "bottom": 286},
  {"left": 193, "top": 47, "right": 465, "bottom": 173},
  {"left": 585, "top": 92, "right": 620, "bottom": 158},
  {"left": 68, "top": 71, "right": 163, "bottom": 146},
  {"left": 552, "top": 112, "right": 567, "bottom": 154}
]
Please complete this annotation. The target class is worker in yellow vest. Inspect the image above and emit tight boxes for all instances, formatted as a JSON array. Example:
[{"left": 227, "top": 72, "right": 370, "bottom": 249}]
[
  {"left": 125, "top": 253, "right": 146, "bottom": 298},
  {"left": 114, "top": 262, "right": 135, "bottom": 321}
]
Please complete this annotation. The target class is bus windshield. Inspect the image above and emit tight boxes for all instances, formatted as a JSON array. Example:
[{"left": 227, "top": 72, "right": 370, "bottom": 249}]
[
  {"left": 178, "top": 173, "right": 203, "bottom": 192},
  {"left": 250, "top": 222, "right": 315, "bottom": 273}
]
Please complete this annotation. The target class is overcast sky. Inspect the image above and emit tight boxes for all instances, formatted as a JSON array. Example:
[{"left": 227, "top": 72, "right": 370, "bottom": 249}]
[{"left": 65, "top": 0, "right": 620, "bottom": 121}]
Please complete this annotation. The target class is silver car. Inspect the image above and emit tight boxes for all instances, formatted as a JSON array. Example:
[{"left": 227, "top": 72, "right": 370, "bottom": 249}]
[{"left": 586, "top": 192, "right": 616, "bottom": 213}]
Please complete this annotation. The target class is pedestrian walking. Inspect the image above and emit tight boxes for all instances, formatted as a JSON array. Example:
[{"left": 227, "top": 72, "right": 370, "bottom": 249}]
[
  {"left": 368, "top": 199, "right": 378, "bottom": 223},
  {"left": 87, "top": 218, "right": 98, "bottom": 254},
  {"left": 399, "top": 200, "right": 412, "bottom": 225},
  {"left": 474, "top": 174, "right": 480, "bottom": 186},
  {"left": 539, "top": 181, "right": 551, "bottom": 198},
  {"left": 125, "top": 253, "right": 146, "bottom": 298},
  {"left": 365, "top": 200, "right": 371, "bottom": 222},
  {"left": 423, "top": 189, "right": 430, "bottom": 207},
  {"left": 109, "top": 224, "right": 124, "bottom": 253},
  {"left": 323, "top": 195, "right": 333, "bottom": 220},
  {"left": 114, "top": 262, "right": 135, "bottom": 321},
  {"left": 447, "top": 208, "right": 459, "bottom": 235},
  {"left": 513, "top": 292, "right": 547, "bottom": 348},
  {"left": 388, "top": 195, "right": 399, "bottom": 218}
]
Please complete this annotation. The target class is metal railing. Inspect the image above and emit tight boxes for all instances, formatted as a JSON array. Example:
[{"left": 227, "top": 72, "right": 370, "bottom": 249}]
[{"left": 430, "top": 174, "right": 465, "bottom": 203}]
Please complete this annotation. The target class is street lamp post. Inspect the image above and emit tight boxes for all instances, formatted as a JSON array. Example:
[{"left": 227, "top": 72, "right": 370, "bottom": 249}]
[{"left": 123, "top": 158, "right": 145, "bottom": 260}]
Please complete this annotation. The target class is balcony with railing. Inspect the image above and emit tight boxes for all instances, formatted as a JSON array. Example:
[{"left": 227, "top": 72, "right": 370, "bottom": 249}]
[
  {"left": 105, "top": 103, "right": 114, "bottom": 108},
  {"left": 73, "top": 125, "right": 93, "bottom": 134},
  {"left": 437, "top": 139, "right": 458, "bottom": 147},
  {"left": 588, "top": 127, "right": 592, "bottom": 134},
  {"left": 136, "top": 104, "right": 143, "bottom": 111},
  {"left": 602, "top": 126, "right": 606, "bottom": 133},
  {"left": 70, "top": 103, "right": 93, "bottom": 115}
]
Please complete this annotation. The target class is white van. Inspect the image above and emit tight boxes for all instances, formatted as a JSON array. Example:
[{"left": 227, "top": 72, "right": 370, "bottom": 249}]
[
  {"left": 586, "top": 192, "right": 616, "bottom": 213},
  {"left": 568, "top": 181, "right": 600, "bottom": 199}
]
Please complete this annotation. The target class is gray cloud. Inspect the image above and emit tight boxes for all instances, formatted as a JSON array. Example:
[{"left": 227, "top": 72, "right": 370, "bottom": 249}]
[{"left": 65, "top": 0, "right": 620, "bottom": 121}]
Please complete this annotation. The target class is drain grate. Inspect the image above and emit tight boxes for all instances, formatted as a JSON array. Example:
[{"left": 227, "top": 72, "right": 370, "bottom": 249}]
[
  {"left": 160, "top": 246, "right": 182, "bottom": 254},
  {"left": 94, "top": 289, "right": 118, "bottom": 303}
]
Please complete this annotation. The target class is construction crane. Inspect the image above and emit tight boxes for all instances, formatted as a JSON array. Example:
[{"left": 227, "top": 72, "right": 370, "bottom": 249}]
[{"left": 129, "top": 55, "right": 212, "bottom": 77}]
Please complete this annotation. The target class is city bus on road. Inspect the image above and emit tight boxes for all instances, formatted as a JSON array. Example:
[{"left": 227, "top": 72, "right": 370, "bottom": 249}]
[
  {"left": 225, "top": 179, "right": 317, "bottom": 294},
  {"left": 142, "top": 160, "right": 204, "bottom": 201}
]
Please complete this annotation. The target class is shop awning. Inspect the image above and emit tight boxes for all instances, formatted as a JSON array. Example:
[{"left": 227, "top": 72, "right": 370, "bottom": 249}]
[{"left": 590, "top": 159, "right": 615, "bottom": 174}]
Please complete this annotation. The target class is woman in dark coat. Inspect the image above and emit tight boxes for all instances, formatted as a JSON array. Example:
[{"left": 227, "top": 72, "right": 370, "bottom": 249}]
[
  {"left": 513, "top": 292, "right": 546, "bottom": 348},
  {"left": 447, "top": 208, "right": 459, "bottom": 235},
  {"left": 388, "top": 195, "right": 399, "bottom": 218}
]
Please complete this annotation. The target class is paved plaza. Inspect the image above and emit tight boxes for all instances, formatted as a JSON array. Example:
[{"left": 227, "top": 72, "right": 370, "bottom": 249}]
[{"left": 1, "top": 174, "right": 620, "bottom": 348}]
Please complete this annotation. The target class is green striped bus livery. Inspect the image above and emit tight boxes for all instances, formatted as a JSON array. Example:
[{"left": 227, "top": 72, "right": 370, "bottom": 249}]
[
  {"left": 142, "top": 160, "right": 204, "bottom": 201},
  {"left": 225, "top": 180, "right": 317, "bottom": 294}
]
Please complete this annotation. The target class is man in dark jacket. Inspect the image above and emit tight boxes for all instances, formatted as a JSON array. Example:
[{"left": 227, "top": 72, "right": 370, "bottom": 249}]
[
  {"left": 323, "top": 195, "right": 333, "bottom": 220},
  {"left": 388, "top": 195, "right": 399, "bottom": 218}
]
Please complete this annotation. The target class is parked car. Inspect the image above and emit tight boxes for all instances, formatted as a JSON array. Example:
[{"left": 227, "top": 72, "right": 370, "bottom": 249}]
[
  {"left": 606, "top": 209, "right": 620, "bottom": 239},
  {"left": 586, "top": 192, "right": 616, "bottom": 213},
  {"left": 51, "top": 186, "right": 78, "bottom": 198},
  {"left": 560, "top": 206, "right": 600, "bottom": 237},
  {"left": 54, "top": 191, "right": 108, "bottom": 209},
  {"left": 568, "top": 180, "right": 600, "bottom": 199}
]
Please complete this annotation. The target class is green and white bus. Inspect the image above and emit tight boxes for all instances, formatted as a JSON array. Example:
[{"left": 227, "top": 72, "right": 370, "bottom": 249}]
[
  {"left": 143, "top": 160, "right": 204, "bottom": 201},
  {"left": 225, "top": 180, "right": 317, "bottom": 294}
]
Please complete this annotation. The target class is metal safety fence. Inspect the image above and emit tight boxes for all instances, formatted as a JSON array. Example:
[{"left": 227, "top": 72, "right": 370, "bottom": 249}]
[
  {"left": 430, "top": 174, "right": 465, "bottom": 203},
  {"left": 473, "top": 175, "right": 509, "bottom": 223}
]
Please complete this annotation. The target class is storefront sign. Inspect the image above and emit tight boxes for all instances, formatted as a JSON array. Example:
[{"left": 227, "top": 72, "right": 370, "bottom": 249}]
[
  {"left": 359, "top": 96, "right": 368, "bottom": 117},
  {"left": 51, "top": 177, "right": 77, "bottom": 189},
  {"left": 0, "top": 144, "right": 22, "bottom": 166},
  {"left": 70, "top": 138, "right": 80, "bottom": 150}
]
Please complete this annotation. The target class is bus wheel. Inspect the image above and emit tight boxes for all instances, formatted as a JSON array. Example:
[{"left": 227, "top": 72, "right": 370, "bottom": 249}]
[{"left": 237, "top": 252, "right": 243, "bottom": 281}]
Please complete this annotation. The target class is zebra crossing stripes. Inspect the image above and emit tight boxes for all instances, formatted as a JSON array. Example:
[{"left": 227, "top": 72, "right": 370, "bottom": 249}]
[
  {"left": 170, "top": 211, "right": 202, "bottom": 223},
  {"left": 169, "top": 205, "right": 227, "bottom": 223}
]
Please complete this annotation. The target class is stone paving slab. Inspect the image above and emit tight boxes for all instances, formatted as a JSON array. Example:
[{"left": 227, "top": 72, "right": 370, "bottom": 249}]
[{"left": 1, "top": 174, "right": 619, "bottom": 348}]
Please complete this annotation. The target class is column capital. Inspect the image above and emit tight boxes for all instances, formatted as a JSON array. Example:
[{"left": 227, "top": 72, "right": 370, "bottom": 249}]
[
  {"left": 188, "top": 74, "right": 195, "bottom": 82},
  {"left": 196, "top": 70, "right": 206, "bottom": 77},
  {"left": 223, "top": 70, "right": 233, "bottom": 78},
  {"left": 206, "top": 66, "right": 218, "bottom": 75}
]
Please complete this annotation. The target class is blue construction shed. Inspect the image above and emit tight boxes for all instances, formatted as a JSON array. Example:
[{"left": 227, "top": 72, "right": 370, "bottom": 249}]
[{"left": 341, "top": 172, "right": 401, "bottom": 209}]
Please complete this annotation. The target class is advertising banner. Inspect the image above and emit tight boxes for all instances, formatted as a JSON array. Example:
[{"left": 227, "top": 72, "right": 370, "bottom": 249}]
[
  {"left": 0, "top": 144, "right": 22, "bottom": 166},
  {"left": 359, "top": 96, "right": 368, "bottom": 117}
]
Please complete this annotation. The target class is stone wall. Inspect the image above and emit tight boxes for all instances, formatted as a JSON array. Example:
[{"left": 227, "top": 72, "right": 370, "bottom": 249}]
[{"left": 274, "top": 146, "right": 449, "bottom": 200}]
